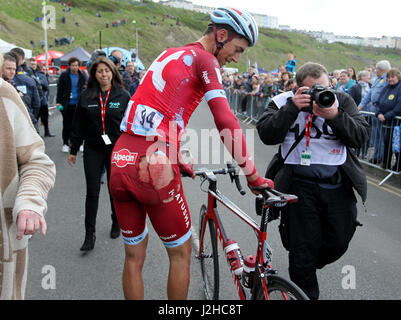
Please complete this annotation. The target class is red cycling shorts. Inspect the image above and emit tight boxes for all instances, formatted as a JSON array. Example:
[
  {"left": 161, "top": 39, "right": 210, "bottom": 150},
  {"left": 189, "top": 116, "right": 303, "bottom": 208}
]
[{"left": 109, "top": 133, "right": 191, "bottom": 248}]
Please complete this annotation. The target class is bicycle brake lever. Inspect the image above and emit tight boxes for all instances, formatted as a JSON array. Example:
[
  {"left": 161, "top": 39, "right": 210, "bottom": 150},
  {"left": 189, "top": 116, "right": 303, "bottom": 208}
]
[{"left": 227, "top": 162, "right": 246, "bottom": 195}]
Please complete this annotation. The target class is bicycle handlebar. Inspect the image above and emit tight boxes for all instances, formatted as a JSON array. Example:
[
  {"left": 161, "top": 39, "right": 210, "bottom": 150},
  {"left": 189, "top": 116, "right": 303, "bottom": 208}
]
[
  {"left": 193, "top": 163, "right": 246, "bottom": 196},
  {"left": 187, "top": 163, "right": 298, "bottom": 205}
]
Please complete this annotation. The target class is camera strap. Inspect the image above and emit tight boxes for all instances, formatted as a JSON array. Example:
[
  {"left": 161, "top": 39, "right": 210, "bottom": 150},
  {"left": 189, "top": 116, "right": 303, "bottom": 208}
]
[
  {"left": 305, "top": 113, "right": 313, "bottom": 150},
  {"left": 282, "top": 115, "right": 316, "bottom": 162}
]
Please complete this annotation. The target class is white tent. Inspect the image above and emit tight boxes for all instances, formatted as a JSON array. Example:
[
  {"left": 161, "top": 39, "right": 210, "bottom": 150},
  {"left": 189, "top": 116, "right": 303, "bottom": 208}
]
[{"left": 0, "top": 39, "right": 32, "bottom": 58}]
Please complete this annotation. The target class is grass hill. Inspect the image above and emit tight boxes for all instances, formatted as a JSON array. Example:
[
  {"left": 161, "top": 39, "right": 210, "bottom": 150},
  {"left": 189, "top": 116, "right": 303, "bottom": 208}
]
[{"left": 1, "top": 0, "right": 401, "bottom": 73}]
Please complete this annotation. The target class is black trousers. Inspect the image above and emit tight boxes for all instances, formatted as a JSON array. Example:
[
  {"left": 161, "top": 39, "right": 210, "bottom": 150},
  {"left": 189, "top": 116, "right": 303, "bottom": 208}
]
[
  {"left": 285, "top": 180, "right": 357, "bottom": 300},
  {"left": 61, "top": 104, "right": 76, "bottom": 145},
  {"left": 39, "top": 104, "right": 50, "bottom": 134},
  {"left": 83, "top": 143, "right": 117, "bottom": 234}
]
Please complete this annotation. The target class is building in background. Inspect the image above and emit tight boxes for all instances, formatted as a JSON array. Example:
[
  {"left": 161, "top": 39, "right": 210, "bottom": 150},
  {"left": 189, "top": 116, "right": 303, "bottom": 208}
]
[
  {"left": 160, "top": 0, "right": 279, "bottom": 29},
  {"left": 160, "top": 0, "right": 401, "bottom": 49}
]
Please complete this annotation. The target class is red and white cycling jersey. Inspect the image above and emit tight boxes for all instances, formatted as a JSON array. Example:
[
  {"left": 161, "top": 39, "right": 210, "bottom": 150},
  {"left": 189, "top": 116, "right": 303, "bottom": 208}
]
[
  {"left": 121, "top": 42, "right": 225, "bottom": 141},
  {"left": 121, "top": 42, "right": 255, "bottom": 175}
]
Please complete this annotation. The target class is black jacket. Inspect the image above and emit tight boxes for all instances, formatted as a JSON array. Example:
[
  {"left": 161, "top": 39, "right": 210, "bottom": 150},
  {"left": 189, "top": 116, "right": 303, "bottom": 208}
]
[
  {"left": 69, "top": 85, "right": 131, "bottom": 155},
  {"left": 349, "top": 82, "right": 371, "bottom": 106},
  {"left": 56, "top": 68, "right": 88, "bottom": 107},
  {"left": 256, "top": 91, "right": 370, "bottom": 202}
]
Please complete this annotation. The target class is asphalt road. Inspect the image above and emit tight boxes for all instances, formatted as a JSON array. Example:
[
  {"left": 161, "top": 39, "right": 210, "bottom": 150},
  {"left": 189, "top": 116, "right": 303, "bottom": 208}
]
[{"left": 26, "top": 102, "right": 401, "bottom": 300}]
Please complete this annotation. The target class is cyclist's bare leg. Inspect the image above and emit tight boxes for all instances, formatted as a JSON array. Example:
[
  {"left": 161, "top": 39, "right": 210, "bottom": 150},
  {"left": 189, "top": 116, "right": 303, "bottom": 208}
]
[
  {"left": 122, "top": 234, "right": 148, "bottom": 300},
  {"left": 165, "top": 238, "right": 192, "bottom": 299},
  {"left": 138, "top": 150, "right": 192, "bottom": 299}
]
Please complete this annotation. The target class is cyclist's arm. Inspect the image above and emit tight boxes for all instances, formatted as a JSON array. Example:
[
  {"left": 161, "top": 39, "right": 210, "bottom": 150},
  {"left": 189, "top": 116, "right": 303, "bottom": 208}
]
[
  {"left": 196, "top": 53, "right": 272, "bottom": 188},
  {"left": 206, "top": 95, "right": 272, "bottom": 188}
]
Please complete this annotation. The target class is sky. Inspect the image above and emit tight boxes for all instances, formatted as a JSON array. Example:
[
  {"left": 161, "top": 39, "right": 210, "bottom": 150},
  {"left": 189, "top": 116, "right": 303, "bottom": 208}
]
[{"left": 184, "top": 0, "right": 401, "bottom": 38}]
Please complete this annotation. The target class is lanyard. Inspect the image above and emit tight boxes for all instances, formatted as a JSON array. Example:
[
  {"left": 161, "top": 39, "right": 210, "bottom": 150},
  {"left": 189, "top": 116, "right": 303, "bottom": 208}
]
[
  {"left": 71, "top": 73, "right": 79, "bottom": 88},
  {"left": 305, "top": 114, "right": 313, "bottom": 149},
  {"left": 99, "top": 87, "right": 111, "bottom": 134}
]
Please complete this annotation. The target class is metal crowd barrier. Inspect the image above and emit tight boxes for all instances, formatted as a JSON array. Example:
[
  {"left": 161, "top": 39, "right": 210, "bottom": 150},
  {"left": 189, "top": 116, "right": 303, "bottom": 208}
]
[
  {"left": 225, "top": 89, "right": 270, "bottom": 124},
  {"left": 225, "top": 89, "right": 401, "bottom": 186},
  {"left": 48, "top": 83, "right": 58, "bottom": 111}
]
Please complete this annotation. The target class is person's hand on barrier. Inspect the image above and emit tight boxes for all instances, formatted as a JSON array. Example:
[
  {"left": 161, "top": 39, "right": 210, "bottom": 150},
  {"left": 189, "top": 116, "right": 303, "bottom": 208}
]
[{"left": 378, "top": 114, "right": 386, "bottom": 122}]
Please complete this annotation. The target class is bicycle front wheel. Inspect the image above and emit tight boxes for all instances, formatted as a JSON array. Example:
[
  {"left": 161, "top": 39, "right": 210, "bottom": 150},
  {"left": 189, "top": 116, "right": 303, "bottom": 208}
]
[
  {"left": 199, "top": 205, "right": 219, "bottom": 300},
  {"left": 256, "top": 274, "right": 309, "bottom": 300}
]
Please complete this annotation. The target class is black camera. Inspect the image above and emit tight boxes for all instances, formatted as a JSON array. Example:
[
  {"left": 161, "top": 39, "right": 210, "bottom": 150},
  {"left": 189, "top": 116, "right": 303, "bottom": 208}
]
[{"left": 301, "top": 84, "right": 336, "bottom": 111}]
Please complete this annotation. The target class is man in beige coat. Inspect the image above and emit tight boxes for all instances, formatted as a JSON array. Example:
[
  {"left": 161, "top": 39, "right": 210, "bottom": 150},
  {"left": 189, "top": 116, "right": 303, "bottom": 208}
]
[{"left": 0, "top": 53, "right": 56, "bottom": 299}]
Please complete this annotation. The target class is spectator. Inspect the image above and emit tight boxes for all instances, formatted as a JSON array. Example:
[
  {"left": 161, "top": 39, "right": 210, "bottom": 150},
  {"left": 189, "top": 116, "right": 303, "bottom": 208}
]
[
  {"left": 28, "top": 58, "right": 55, "bottom": 137},
  {"left": 365, "top": 65, "right": 377, "bottom": 85},
  {"left": 335, "top": 70, "right": 356, "bottom": 93},
  {"left": 285, "top": 53, "right": 297, "bottom": 73},
  {"left": 259, "top": 73, "right": 273, "bottom": 99},
  {"left": 2, "top": 52, "right": 40, "bottom": 132},
  {"left": 249, "top": 78, "right": 260, "bottom": 96},
  {"left": 285, "top": 78, "right": 296, "bottom": 91},
  {"left": 359, "top": 60, "right": 391, "bottom": 164},
  {"left": 272, "top": 78, "right": 280, "bottom": 96},
  {"left": 56, "top": 57, "right": 88, "bottom": 152},
  {"left": 257, "top": 62, "right": 369, "bottom": 300},
  {"left": 278, "top": 71, "right": 291, "bottom": 93},
  {"left": 350, "top": 70, "right": 371, "bottom": 106},
  {"left": 347, "top": 67, "right": 357, "bottom": 82},
  {"left": 0, "top": 52, "right": 56, "bottom": 300},
  {"left": 350, "top": 70, "right": 372, "bottom": 158},
  {"left": 11, "top": 49, "right": 45, "bottom": 122},
  {"left": 375, "top": 68, "right": 401, "bottom": 171},
  {"left": 332, "top": 69, "right": 341, "bottom": 81},
  {"left": 68, "top": 57, "right": 131, "bottom": 250},
  {"left": 222, "top": 73, "right": 233, "bottom": 90},
  {"left": 242, "top": 67, "right": 255, "bottom": 113},
  {"left": 232, "top": 74, "right": 244, "bottom": 94},
  {"left": 109, "top": 49, "right": 132, "bottom": 91},
  {"left": 329, "top": 76, "right": 338, "bottom": 89},
  {"left": 10, "top": 47, "right": 34, "bottom": 77},
  {"left": 122, "top": 61, "right": 138, "bottom": 95}
]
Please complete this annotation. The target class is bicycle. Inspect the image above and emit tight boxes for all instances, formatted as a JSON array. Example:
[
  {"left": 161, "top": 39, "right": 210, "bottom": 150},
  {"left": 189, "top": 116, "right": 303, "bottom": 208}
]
[{"left": 190, "top": 162, "right": 309, "bottom": 300}]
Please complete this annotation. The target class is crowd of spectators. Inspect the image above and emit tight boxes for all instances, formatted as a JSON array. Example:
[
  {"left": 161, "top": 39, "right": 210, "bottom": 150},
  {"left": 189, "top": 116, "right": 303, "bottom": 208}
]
[{"left": 222, "top": 60, "right": 401, "bottom": 172}]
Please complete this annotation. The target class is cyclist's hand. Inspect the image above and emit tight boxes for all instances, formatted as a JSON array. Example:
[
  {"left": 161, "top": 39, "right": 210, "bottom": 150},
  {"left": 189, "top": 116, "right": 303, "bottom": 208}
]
[
  {"left": 247, "top": 175, "right": 274, "bottom": 194},
  {"left": 179, "top": 161, "right": 195, "bottom": 178},
  {"left": 178, "top": 148, "right": 195, "bottom": 178}
]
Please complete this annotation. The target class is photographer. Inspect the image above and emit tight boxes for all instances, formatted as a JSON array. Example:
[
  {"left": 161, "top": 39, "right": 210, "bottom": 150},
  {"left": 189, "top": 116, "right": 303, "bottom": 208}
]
[{"left": 256, "top": 62, "right": 370, "bottom": 300}]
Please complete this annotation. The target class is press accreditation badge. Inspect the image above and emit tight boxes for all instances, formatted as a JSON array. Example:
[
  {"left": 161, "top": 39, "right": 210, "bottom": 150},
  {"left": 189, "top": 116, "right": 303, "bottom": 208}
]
[
  {"left": 102, "top": 134, "right": 112, "bottom": 145},
  {"left": 300, "top": 150, "right": 312, "bottom": 166}
]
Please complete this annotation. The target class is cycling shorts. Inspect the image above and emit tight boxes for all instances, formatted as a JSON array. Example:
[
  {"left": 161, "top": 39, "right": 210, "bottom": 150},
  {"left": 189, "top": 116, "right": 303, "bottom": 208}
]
[{"left": 109, "top": 133, "right": 191, "bottom": 248}]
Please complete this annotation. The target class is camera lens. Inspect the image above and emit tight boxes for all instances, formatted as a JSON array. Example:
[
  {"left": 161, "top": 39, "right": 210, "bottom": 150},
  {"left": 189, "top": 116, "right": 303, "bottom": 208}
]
[{"left": 317, "top": 90, "right": 335, "bottom": 108}]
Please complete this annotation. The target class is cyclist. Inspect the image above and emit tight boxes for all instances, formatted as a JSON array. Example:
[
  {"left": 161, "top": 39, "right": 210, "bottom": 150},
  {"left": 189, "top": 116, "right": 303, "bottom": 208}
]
[{"left": 109, "top": 7, "right": 273, "bottom": 300}]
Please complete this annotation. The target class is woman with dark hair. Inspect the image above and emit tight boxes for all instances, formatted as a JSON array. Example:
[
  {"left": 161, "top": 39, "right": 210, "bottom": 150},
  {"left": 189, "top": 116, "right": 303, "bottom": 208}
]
[
  {"left": 347, "top": 67, "right": 357, "bottom": 82},
  {"left": 68, "top": 57, "right": 131, "bottom": 251}
]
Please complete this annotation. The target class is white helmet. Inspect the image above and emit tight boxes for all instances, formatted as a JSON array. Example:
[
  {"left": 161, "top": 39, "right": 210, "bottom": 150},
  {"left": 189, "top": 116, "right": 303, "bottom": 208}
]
[{"left": 210, "top": 7, "right": 258, "bottom": 47}]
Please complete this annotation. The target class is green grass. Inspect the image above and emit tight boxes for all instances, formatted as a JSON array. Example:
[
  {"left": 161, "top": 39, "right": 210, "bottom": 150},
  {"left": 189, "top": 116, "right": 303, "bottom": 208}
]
[{"left": 1, "top": 0, "right": 400, "bottom": 73}]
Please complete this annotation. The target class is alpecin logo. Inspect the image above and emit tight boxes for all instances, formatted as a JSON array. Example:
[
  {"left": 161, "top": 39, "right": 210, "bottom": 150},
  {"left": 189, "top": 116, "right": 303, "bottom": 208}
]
[{"left": 112, "top": 149, "right": 138, "bottom": 168}]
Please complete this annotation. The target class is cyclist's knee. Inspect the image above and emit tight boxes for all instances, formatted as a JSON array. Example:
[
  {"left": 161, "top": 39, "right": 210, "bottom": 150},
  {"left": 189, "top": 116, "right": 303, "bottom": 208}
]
[
  {"left": 166, "top": 238, "right": 192, "bottom": 262},
  {"left": 124, "top": 237, "right": 148, "bottom": 265}
]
